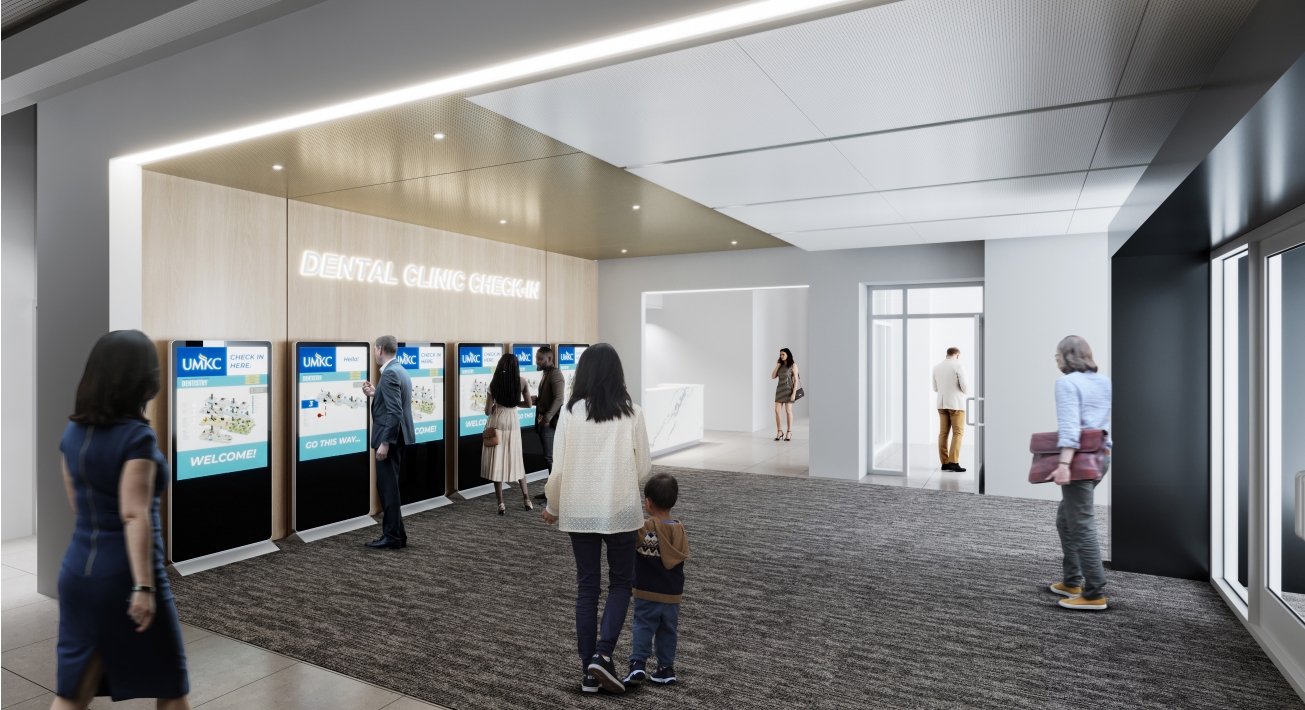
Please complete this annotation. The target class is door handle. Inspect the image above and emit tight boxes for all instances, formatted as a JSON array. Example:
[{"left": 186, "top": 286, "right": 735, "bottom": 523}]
[
  {"left": 965, "top": 397, "right": 976, "bottom": 426},
  {"left": 1296, "top": 471, "right": 1305, "bottom": 541}
]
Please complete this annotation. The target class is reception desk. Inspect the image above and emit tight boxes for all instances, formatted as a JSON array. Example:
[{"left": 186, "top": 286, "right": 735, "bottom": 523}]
[{"left": 644, "top": 384, "right": 704, "bottom": 457}]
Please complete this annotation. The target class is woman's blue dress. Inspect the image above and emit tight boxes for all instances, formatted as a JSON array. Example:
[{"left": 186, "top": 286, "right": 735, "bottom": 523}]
[{"left": 57, "top": 420, "right": 189, "bottom": 701}]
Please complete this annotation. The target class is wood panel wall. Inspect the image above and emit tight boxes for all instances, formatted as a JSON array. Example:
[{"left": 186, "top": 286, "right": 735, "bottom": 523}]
[{"left": 142, "top": 173, "right": 597, "bottom": 542}]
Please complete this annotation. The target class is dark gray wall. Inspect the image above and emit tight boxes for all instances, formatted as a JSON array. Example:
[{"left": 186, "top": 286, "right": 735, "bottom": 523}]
[
  {"left": 1111, "top": 253, "right": 1210, "bottom": 580},
  {"left": 2, "top": 106, "right": 38, "bottom": 541}
]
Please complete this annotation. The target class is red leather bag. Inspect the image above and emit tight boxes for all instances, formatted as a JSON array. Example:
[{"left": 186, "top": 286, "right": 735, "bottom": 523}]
[{"left": 1028, "top": 429, "right": 1109, "bottom": 483}]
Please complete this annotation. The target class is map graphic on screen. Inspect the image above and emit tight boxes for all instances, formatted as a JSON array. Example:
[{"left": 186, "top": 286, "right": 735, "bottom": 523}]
[
  {"left": 459, "top": 344, "right": 503, "bottom": 436},
  {"left": 396, "top": 345, "right": 444, "bottom": 443},
  {"left": 297, "top": 345, "right": 369, "bottom": 462},
  {"left": 514, "top": 344, "right": 545, "bottom": 429},
  {"left": 174, "top": 345, "right": 270, "bottom": 480}
]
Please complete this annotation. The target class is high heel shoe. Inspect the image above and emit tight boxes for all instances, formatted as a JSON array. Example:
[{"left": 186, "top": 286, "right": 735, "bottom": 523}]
[
  {"left": 774, "top": 429, "right": 783, "bottom": 441},
  {"left": 497, "top": 503, "right": 505, "bottom": 515},
  {"left": 523, "top": 496, "right": 534, "bottom": 511},
  {"left": 784, "top": 431, "right": 792, "bottom": 441}
]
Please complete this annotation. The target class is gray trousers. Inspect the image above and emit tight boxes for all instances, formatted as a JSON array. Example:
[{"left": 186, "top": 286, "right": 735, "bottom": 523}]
[{"left": 1055, "top": 457, "right": 1109, "bottom": 599}]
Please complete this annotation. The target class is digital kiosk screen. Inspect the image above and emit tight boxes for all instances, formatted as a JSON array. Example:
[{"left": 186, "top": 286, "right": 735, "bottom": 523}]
[
  {"left": 397, "top": 343, "right": 446, "bottom": 504},
  {"left": 294, "top": 343, "right": 371, "bottom": 533},
  {"left": 513, "top": 344, "right": 549, "bottom": 474},
  {"left": 558, "top": 344, "right": 589, "bottom": 402},
  {"left": 170, "top": 341, "right": 272, "bottom": 563},
  {"left": 457, "top": 343, "right": 503, "bottom": 490}
]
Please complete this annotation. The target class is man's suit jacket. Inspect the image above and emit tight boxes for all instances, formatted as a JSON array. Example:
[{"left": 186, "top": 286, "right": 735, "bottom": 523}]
[
  {"left": 932, "top": 359, "right": 970, "bottom": 411},
  {"left": 372, "top": 360, "right": 416, "bottom": 449}
]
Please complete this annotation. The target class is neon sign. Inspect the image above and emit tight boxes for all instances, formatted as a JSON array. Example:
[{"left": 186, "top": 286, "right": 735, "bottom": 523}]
[{"left": 298, "top": 250, "right": 541, "bottom": 299}]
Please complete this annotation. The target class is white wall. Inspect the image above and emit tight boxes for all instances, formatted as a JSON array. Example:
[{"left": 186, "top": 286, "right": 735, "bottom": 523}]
[
  {"left": 645, "top": 290, "right": 754, "bottom": 431},
  {"left": 985, "top": 233, "right": 1111, "bottom": 503},
  {"left": 752, "top": 288, "right": 809, "bottom": 430},
  {"left": 3, "top": 107, "right": 37, "bottom": 540},
  {"left": 600, "top": 242, "right": 986, "bottom": 480}
]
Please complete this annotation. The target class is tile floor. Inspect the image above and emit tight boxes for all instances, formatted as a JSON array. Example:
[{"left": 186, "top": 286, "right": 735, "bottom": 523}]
[
  {"left": 653, "top": 418, "right": 810, "bottom": 477},
  {"left": 655, "top": 418, "right": 979, "bottom": 493},
  {"left": 1, "top": 536, "right": 447, "bottom": 710}
]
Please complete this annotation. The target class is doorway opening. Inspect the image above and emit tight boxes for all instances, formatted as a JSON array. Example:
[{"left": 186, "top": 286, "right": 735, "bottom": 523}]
[{"left": 867, "top": 284, "right": 984, "bottom": 493}]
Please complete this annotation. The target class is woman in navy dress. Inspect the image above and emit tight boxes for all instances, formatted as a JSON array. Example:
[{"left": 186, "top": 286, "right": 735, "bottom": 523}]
[{"left": 54, "top": 330, "right": 190, "bottom": 709}]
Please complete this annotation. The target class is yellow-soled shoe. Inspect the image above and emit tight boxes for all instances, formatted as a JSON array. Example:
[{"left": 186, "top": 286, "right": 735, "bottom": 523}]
[
  {"left": 1059, "top": 595, "right": 1108, "bottom": 610},
  {"left": 1049, "top": 583, "right": 1082, "bottom": 597}
]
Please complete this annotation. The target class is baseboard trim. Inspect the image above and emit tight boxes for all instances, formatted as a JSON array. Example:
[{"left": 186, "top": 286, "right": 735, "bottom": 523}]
[
  {"left": 652, "top": 440, "right": 700, "bottom": 458},
  {"left": 289, "top": 515, "right": 377, "bottom": 544},
  {"left": 401, "top": 496, "right": 453, "bottom": 516},
  {"left": 167, "top": 540, "right": 278, "bottom": 576}
]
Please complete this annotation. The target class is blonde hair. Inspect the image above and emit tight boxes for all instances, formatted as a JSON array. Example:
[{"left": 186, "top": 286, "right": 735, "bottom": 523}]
[{"left": 1056, "top": 335, "right": 1098, "bottom": 374}]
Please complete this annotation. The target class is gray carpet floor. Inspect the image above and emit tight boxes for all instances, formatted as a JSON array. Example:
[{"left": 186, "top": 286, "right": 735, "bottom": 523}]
[{"left": 170, "top": 467, "right": 1304, "bottom": 709}]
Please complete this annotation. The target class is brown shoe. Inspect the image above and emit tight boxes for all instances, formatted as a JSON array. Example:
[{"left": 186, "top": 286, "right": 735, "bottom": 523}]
[
  {"left": 1049, "top": 582, "right": 1082, "bottom": 597},
  {"left": 1059, "top": 595, "right": 1107, "bottom": 610}
]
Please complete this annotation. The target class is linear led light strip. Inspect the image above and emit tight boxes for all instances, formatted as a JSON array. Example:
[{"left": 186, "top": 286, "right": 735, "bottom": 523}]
[{"left": 117, "top": 0, "right": 862, "bottom": 165}]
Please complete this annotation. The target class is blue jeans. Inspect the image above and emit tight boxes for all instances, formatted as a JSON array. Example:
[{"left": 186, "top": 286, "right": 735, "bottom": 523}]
[
  {"left": 569, "top": 531, "right": 636, "bottom": 670},
  {"left": 629, "top": 598, "right": 680, "bottom": 668}
]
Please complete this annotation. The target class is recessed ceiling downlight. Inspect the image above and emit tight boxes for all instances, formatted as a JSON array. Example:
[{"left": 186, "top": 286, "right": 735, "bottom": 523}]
[
  {"left": 731, "top": 241, "right": 737, "bottom": 244},
  {"left": 632, "top": 205, "right": 640, "bottom": 210},
  {"left": 433, "top": 133, "right": 445, "bottom": 139},
  {"left": 622, "top": 249, "right": 628, "bottom": 253},
  {"left": 272, "top": 164, "right": 283, "bottom": 170},
  {"left": 500, "top": 220, "right": 507, "bottom": 224}
]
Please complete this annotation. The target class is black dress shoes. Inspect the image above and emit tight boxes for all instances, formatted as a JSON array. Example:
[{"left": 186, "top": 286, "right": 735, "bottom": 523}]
[
  {"left": 943, "top": 463, "right": 967, "bottom": 472},
  {"left": 364, "top": 537, "right": 402, "bottom": 549}
]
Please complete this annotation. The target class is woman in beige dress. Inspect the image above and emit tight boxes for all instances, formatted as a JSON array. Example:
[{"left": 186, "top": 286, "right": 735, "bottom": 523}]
[
  {"left": 481, "top": 353, "right": 532, "bottom": 514},
  {"left": 770, "top": 348, "right": 799, "bottom": 441}
]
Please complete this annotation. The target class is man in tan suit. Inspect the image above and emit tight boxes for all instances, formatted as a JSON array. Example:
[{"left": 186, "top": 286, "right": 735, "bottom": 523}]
[{"left": 932, "top": 347, "right": 970, "bottom": 472}]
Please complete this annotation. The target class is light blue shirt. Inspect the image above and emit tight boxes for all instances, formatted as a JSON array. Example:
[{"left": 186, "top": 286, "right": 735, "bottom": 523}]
[{"left": 1055, "top": 371, "right": 1112, "bottom": 449}]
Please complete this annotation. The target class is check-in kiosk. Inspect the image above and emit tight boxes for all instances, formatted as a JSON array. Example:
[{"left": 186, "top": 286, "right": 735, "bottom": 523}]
[
  {"left": 291, "top": 342, "right": 373, "bottom": 542},
  {"left": 513, "top": 343, "right": 551, "bottom": 476},
  {"left": 396, "top": 342, "right": 451, "bottom": 512},
  {"left": 168, "top": 340, "right": 277, "bottom": 574},
  {"left": 557, "top": 344, "right": 589, "bottom": 402},
  {"left": 456, "top": 343, "right": 504, "bottom": 493}
]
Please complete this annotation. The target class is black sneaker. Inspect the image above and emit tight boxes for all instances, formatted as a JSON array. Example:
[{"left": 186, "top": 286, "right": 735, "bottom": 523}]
[
  {"left": 650, "top": 665, "right": 677, "bottom": 684},
  {"left": 586, "top": 654, "right": 626, "bottom": 693},
  {"left": 581, "top": 674, "right": 600, "bottom": 693},
  {"left": 624, "top": 660, "right": 647, "bottom": 685}
]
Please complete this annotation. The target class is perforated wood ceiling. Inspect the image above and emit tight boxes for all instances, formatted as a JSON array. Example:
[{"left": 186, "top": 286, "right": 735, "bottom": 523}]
[{"left": 143, "top": 94, "right": 781, "bottom": 260}]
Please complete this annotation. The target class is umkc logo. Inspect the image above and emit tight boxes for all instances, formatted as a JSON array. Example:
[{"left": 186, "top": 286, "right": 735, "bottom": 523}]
[
  {"left": 461, "top": 349, "right": 482, "bottom": 367},
  {"left": 395, "top": 348, "right": 420, "bottom": 368},
  {"left": 559, "top": 348, "right": 575, "bottom": 365},
  {"left": 178, "top": 348, "right": 225, "bottom": 376},
  {"left": 299, "top": 347, "right": 336, "bottom": 374},
  {"left": 515, "top": 348, "right": 534, "bottom": 367}
]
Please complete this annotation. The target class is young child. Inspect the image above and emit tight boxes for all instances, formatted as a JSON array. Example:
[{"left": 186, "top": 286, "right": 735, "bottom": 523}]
[{"left": 625, "top": 472, "right": 689, "bottom": 686}]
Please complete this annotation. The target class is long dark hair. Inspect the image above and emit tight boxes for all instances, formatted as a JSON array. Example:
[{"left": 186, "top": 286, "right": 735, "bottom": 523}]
[
  {"left": 489, "top": 353, "right": 521, "bottom": 408},
  {"left": 778, "top": 348, "right": 795, "bottom": 368},
  {"left": 71, "top": 330, "right": 160, "bottom": 426},
  {"left": 566, "top": 343, "right": 634, "bottom": 422}
]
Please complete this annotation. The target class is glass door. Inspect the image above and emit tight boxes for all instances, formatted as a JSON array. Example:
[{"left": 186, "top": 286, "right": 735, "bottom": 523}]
[
  {"left": 869, "top": 284, "right": 984, "bottom": 492},
  {"left": 1267, "top": 242, "right": 1305, "bottom": 621}
]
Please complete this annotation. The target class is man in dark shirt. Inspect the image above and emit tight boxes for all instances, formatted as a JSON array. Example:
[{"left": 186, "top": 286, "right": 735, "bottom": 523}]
[{"left": 533, "top": 345, "right": 566, "bottom": 501}]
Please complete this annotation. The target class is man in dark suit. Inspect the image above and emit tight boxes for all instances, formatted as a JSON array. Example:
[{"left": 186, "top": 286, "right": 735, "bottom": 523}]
[
  {"left": 532, "top": 345, "right": 566, "bottom": 502},
  {"left": 361, "top": 335, "right": 415, "bottom": 549}
]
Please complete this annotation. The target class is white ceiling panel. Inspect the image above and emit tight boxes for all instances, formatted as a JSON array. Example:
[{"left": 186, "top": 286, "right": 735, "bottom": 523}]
[
  {"left": 1066, "top": 206, "right": 1120, "bottom": 233},
  {"left": 716, "top": 192, "right": 902, "bottom": 233},
  {"left": 779, "top": 223, "right": 922, "bottom": 251},
  {"left": 468, "top": 40, "right": 824, "bottom": 168},
  {"left": 1115, "top": 0, "right": 1258, "bottom": 95},
  {"left": 629, "top": 142, "right": 872, "bottom": 208},
  {"left": 1090, "top": 91, "right": 1194, "bottom": 168},
  {"left": 735, "top": 0, "right": 1143, "bottom": 137},
  {"left": 1076, "top": 166, "right": 1146, "bottom": 209},
  {"left": 879, "top": 172, "right": 1086, "bottom": 222},
  {"left": 911, "top": 211, "right": 1074, "bottom": 243},
  {"left": 833, "top": 103, "right": 1109, "bottom": 191}
]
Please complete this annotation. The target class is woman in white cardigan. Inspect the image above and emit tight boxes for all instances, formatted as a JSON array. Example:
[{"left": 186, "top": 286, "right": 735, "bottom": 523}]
[{"left": 542, "top": 343, "right": 652, "bottom": 695}]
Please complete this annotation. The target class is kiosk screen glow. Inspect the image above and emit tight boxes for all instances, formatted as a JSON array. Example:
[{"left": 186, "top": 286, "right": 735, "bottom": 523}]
[
  {"left": 514, "top": 345, "right": 544, "bottom": 429},
  {"left": 174, "top": 346, "right": 270, "bottom": 479},
  {"left": 397, "top": 345, "right": 444, "bottom": 443},
  {"left": 458, "top": 345, "right": 503, "bottom": 436},
  {"left": 558, "top": 345, "right": 588, "bottom": 403},
  {"left": 297, "top": 346, "right": 369, "bottom": 461}
]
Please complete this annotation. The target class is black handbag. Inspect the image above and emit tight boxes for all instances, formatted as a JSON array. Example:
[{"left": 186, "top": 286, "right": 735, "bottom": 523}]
[{"left": 793, "top": 373, "right": 805, "bottom": 401}]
